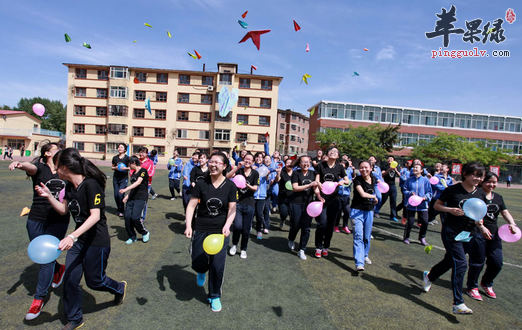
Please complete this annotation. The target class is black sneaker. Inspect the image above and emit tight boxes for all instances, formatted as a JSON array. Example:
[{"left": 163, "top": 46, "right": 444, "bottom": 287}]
[
  {"left": 114, "top": 281, "right": 127, "bottom": 305},
  {"left": 61, "top": 319, "right": 84, "bottom": 330}
]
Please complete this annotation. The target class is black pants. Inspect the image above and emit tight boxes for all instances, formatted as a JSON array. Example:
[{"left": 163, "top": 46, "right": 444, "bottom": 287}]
[
  {"left": 232, "top": 203, "right": 255, "bottom": 251},
  {"left": 288, "top": 203, "right": 312, "bottom": 251},
  {"left": 467, "top": 230, "right": 503, "bottom": 289},
  {"left": 278, "top": 197, "right": 291, "bottom": 223},
  {"left": 315, "top": 197, "right": 341, "bottom": 249},
  {"left": 255, "top": 199, "right": 268, "bottom": 231},
  {"left": 182, "top": 185, "right": 191, "bottom": 211},
  {"left": 169, "top": 178, "right": 181, "bottom": 198},
  {"left": 404, "top": 210, "right": 428, "bottom": 239},
  {"left": 335, "top": 195, "right": 351, "bottom": 227},
  {"left": 124, "top": 199, "right": 148, "bottom": 238}
]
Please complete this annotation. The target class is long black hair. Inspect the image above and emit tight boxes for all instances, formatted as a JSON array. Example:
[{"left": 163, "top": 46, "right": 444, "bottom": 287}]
[
  {"left": 57, "top": 148, "right": 107, "bottom": 190},
  {"left": 32, "top": 140, "right": 58, "bottom": 164},
  {"left": 462, "top": 162, "right": 485, "bottom": 182},
  {"left": 482, "top": 171, "right": 499, "bottom": 186}
]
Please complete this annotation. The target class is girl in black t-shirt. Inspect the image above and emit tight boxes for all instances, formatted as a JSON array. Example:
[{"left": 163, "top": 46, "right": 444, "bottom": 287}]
[
  {"left": 275, "top": 158, "right": 294, "bottom": 229},
  {"left": 120, "top": 156, "right": 150, "bottom": 245},
  {"left": 185, "top": 152, "right": 237, "bottom": 312},
  {"left": 110, "top": 143, "right": 129, "bottom": 217},
  {"left": 35, "top": 148, "right": 126, "bottom": 329},
  {"left": 190, "top": 153, "right": 209, "bottom": 187},
  {"left": 466, "top": 172, "right": 518, "bottom": 300},
  {"left": 9, "top": 142, "right": 69, "bottom": 321}
]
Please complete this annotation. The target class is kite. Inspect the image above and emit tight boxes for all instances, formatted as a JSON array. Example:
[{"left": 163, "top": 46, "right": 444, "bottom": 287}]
[
  {"left": 167, "top": 30, "right": 172, "bottom": 38},
  {"left": 145, "top": 98, "right": 151, "bottom": 115},
  {"left": 310, "top": 107, "right": 316, "bottom": 116},
  {"left": 486, "top": 27, "right": 497, "bottom": 35},
  {"left": 133, "top": 40, "right": 137, "bottom": 43},
  {"left": 352, "top": 72, "right": 359, "bottom": 76},
  {"left": 251, "top": 64, "right": 257, "bottom": 70},
  {"left": 364, "top": 48, "right": 369, "bottom": 51},
  {"left": 194, "top": 50, "right": 202, "bottom": 59},
  {"left": 242, "top": 11, "right": 248, "bottom": 19},
  {"left": 424, "top": 245, "right": 433, "bottom": 254},
  {"left": 218, "top": 86, "right": 239, "bottom": 117},
  {"left": 265, "top": 132, "right": 269, "bottom": 139},
  {"left": 144, "top": 23, "right": 153, "bottom": 28},
  {"left": 64, "top": 33, "right": 71, "bottom": 42},
  {"left": 244, "top": 106, "right": 248, "bottom": 110},
  {"left": 306, "top": 43, "right": 309, "bottom": 52},
  {"left": 20, "top": 207, "right": 30, "bottom": 217},
  {"left": 301, "top": 74, "right": 312, "bottom": 85},
  {"left": 238, "top": 20, "right": 248, "bottom": 29},
  {"left": 238, "top": 121, "right": 244, "bottom": 125},
  {"left": 238, "top": 30, "right": 271, "bottom": 50},
  {"left": 83, "top": 42, "right": 91, "bottom": 49},
  {"left": 188, "top": 52, "right": 197, "bottom": 59},
  {"left": 134, "top": 77, "right": 140, "bottom": 84},
  {"left": 293, "top": 20, "right": 301, "bottom": 31}
]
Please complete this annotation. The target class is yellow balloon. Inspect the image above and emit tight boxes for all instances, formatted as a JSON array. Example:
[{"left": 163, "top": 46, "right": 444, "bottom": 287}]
[
  {"left": 203, "top": 234, "right": 224, "bottom": 255},
  {"left": 390, "top": 161, "right": 398, "bottom": 168}
]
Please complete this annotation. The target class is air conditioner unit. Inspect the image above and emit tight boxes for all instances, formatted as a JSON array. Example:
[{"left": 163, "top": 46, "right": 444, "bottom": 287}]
[
  {"left": 207, "top": 86, "right": 214, "bottom": 92},
  {"left": 241, "top": 141, "right": 247, "bottom": 147}
]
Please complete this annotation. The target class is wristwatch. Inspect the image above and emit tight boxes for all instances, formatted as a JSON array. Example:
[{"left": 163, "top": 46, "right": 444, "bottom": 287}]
[{"left": 67, "top": 234, "right": 78, "bottom": 243}]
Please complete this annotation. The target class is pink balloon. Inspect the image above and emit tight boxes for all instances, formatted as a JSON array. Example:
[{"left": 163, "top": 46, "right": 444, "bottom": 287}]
[
  {"left": 498, "top": 224, "right": 521, "bottom": 243},
  {"left": 429, "top": 176, "right": 439, "bottom": 185},
  {"left": 32, "top": 103, "right": 45, "bottom": 117},
  {"left": 408, "top": 195, "right": 424, "bottom": 207},
  {"left": 377, "top": 182, "right": 389, "bottom": 193},
  {"left": 58, "top": 188, "right": 65, "bottom": 202},
  {"left": 321, "top": 181, "right": 337, "bottom": 195},
  {"left": 233, "top": 175, "right": 246, "bottom": 189},
  {"left": 306, "top": 201, "right": 323, "bottom": 217}
]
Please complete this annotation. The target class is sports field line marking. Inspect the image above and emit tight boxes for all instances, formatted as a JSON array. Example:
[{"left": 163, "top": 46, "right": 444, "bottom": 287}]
[{"left": 373, "top": 226, "right": 522, "bottom": 269}]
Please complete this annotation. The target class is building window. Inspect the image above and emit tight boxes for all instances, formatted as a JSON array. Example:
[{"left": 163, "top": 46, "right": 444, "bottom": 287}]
[
  {"left": 201, "top": 95, "right": 212, "bottom": 104},
  {"left": 134, "top": 91, "right": 146, "bottom": 101},
  {"left": 290, "top": 135, "right": 296, "bottom": 142},
  {"left": 135, "top": 72, "right": 147, "bottom": 82},
  {"left": 74, "top": 124, "right": 85, "bottom": 134},
  {"left": 303, "top": 128, "right": 306, "bottom": 134},
  {"left": 134, "top": 108, "right": 145, "bottom": 118},
  {"left": 298, "top": 127, "right": 300, "bottom": 132},
  {"left": 157, "top": 73, "right": 168, "bottom": 83},
  {"left": 402, "top": 109, "right": 420, "bottom": 125},
  {"left": 260, "top": 98, "right": 271, "bottom": 108},
  {"left": 73, "top": 142, "right": 84, "bottom": 151},
  {"left": 199, "top": 130, "right": 210, "bottom": 140},
  {"left": 238, "top": 97, "right": 249, "bottom": 107},
  {"left": 132, "top": 145, "right": 144, "bottom": 154},
  {"left": 94, "top": 143, "right": 106, "bottom": 153},
  {"left": 292, "top": 114, "right": 297, "bottom": 120},
  {"left": 219, "top": 73, "right": 232, "bottom": 85},
  {"left": 75, "top": 87, "right": 86, "bottom": 97},
  {"left": 178, "top": 93, "right": 189, "bottom": 103},
  {"left": 109, "top": 86, "right": 127, "bottom": 98},
  {"left": 280, "top": 123, "right": 285, "bottom": 129},
  {"left": 236, "top": 133, "right": 247, "bottom": 142},
  {"left": 176, "top": 147, "right": 188, "bottom": 157},
  {"left": 95, "top": 125, "right": 106, "bottom": 135},
  {"left": 179, "top": 75, "right": 190, "bottom": 85},
  {"left": 107, "top": 143, "right": 120, "bottom": 154},
  {"left": 96, "top": 107, "right": 107, "bottom": 117},
  {"left": 259, "top": 116, "right": 270, "bottom": 126},
  {"left": 154, "top": 128, "right": 166, "bottom": 138},
  {"left": 237, "top": 114, "right": 249, "bottom": 125},
  {"left": 279, "top": 134, "right": 284, "bottom": 141},
  {"left": 110, "top": 67, "right": 129, "bottom": 79},
  {"left": 280, "top": 113, "right": 285, "bottom": 119},
  {"left": 261, "top": 80, "right": 272, "bottom": 90},
  {"left": 202, "top": 76, "right": 214, "bottom": 86},
  {"left": 96, "top": 89, "right": 108, "bottom": 98},
  {"left": 215, "top": 129, "right": 230, "bottom": 141},
  {"left": 215, "top": 111, "right": 232, "bottom": 122},
  {"left": 291, "top": 124, "right": 296, "bottom": 131},
  {"left": 75, "top": 69, "right": 87, "bottom": 79},
  {"left": 258, "top": 134, "right": 266, "bottom": 143},
  {"left": 401, "top": 133, "right": 419, "bottom": 146},
  {"left": 133, "top": 127, "right": 144, "bottom": 137},
  {"left": 155, "top": 110, "right": 166, "bottom": 119},
  {"left": 107, "top": 124, "right": 127, "bottom": 135},
  {"left": 239, "top": 78, "right": 250, "bottom": 88},
  {"left": 157, "top": 92, "right": 167, "bottom": 102},
  {"left": 177, "top": 111, "right": 189, "bottom": 121},
  {"left": 177, "top": 129, "right": 188, "bottom": 139},
  {"left": 153, "top": 146, "right": 165, "bottom": 155},
  {"left": 109, "top": 105, "right": 128, "bottom": 117},
  {"left": 74, "top": 106, "right": 85, "bottom": 115},
  {"left": 200, "top": 112, "right": 211, "bottom": 122},
  {"left": 98, "top": 70, "right": 108, "bottom": 80}
]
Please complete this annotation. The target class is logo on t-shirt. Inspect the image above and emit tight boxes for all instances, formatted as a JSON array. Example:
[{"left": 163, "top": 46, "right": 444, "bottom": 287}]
[
  {"left": 68, "top": 200, "right": 82, "bottom": 223},
  {"left": 206, "top": 197, "right": 223, "bottom": 216},
  {"left": 486, "top": 203, "right": 499, "bottom": 220},
  {"left": 45, "top": 179, "right": 66, "bottom": 200},
  {"left": 302, "top": 179, "right": 312, "bottom": 191},
  {"left": 324, "top": 173, "right": 336, "bottom": 182}
]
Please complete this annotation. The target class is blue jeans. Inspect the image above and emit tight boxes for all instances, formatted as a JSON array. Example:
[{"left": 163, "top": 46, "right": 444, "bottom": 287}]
[
  {"left": 351, "top": 209, "right": 374, "bottom": 267},
  {"left": 113, "top": 177, "right": 128, "bottom": 214},
  {"left": 232, "top": 203, "right": 255, "bottom": 251}
]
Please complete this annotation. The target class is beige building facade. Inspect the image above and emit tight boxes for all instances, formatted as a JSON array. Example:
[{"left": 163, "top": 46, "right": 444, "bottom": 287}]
[
  {"left": 276, "top": 109, "right": 309, "bottom": 155},
  {"left": 63, "top": 63, "right": 283, "bottom": 162}
]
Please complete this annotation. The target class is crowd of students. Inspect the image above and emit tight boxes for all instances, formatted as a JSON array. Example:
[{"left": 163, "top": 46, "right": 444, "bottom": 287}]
[{"left": 9, "top": 141, "right": 519, "bottom": 327}]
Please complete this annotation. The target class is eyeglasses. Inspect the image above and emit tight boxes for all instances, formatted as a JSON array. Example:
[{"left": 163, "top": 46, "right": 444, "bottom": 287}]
[
  {"left": 208, "top": 161, "right": 224, "bottom": 166},
  {"left": 50, "top": 146, "right": 60, "bottom": 151}
]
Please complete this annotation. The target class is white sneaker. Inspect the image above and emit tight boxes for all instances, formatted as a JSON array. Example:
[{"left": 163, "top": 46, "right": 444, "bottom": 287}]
[
  {"left": 297, "top": 250, "right": 307, "bottom": 260},
  {"left": 356, "top": 265, "right": 365, "bottom": 271},
  {"left": 364, "top": 257, "right": 372, "bottom": 265},
  {"left": 452, "top": 303, "right": 473, "bottom": 314},
  {"left": 240, "top": 250, "right": 247, "bottom": 259},
  {"left": 229, "top": 245, "right": 237, "bottom": 256},
  {"left": 288, "top": 241, "right": 295, "bottom": 250},
  {"left": 422, "top": 271, "right": 432, "bottom": 292}
]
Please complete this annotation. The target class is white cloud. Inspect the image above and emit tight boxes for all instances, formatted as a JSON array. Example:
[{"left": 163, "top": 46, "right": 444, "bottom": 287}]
[{"left": 376, "top": 46, "right": 396, "bottom": 61}]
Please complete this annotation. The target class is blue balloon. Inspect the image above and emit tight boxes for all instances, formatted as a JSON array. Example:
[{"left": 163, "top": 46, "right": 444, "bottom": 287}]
[
  {"left": 117, "top": 163, "right": 125, "bottom": 172},
  {"left": 462, "top": 198, "right": 487, "bottom": 221},
  {"left": 27, "top": 235, "right": 62, "bottom": 264}
]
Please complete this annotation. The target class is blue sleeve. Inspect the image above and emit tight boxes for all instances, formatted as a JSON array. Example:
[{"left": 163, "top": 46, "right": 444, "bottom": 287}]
[
  {"left": 264, "top": 141, "right": 269, "bottom": 155},
  {"left": 424, "top": 179, "right": 433, "bottom": 201}
]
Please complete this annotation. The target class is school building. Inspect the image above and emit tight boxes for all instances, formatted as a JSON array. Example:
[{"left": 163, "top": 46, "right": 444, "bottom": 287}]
[
  {"left": 63, "top": 63, "right": 283, "bottom": 162},
  {"left": 277, "top": 109, "right": 309, "bottom": 155}
]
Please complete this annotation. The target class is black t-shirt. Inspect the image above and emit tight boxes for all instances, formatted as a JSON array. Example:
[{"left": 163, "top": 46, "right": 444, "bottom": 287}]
[
  {"left": 28, "top": 162, "right": 69, "bottom": 224},
  {"left": 482, "top": 191, "right": 507, "bottom": 234},
  {"left": 66, "top": 178, "right": 110, "bottom": 247},
  {"left": 236, "top": 168, "right": 259, "bottom": 207},
  {"left": 290, "top": 170, "right": 315, "bottom": 205},
  {"left": 351, "top": 175, "right": 376, "bottom": 211},
  {"left": 190, "top": 166, "right": 209, "bottom": 185},
  {"left": 381, "top": 164, "right": 399, "bottom": 185},
  {"left": 129, "top": 168, "right": 149, "bottom": 201},
  {"left": 278, "top": 170, "right": 293, "bottom": 200},
  {"left": 192, "top": 177, "right": 237, "bottom": 233},
  {"left": 112, "top": 154, "right": 130, "bottom": 180},
  {"left": 439, "top": 183, "right": 488, "bottom": 233},
  {"left": 315, "top": 161, "right": 347, "bottom": 201}
]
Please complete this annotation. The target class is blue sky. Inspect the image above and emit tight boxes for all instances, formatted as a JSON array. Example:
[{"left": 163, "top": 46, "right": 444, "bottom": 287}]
[{"left": 1, "top": 0, "right": 520, "bottom": 117}]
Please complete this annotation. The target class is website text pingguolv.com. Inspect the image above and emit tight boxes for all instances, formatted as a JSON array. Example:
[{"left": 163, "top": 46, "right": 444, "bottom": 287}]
[{"left": 431, "top": 47, "right": 510, "bottom": 58}]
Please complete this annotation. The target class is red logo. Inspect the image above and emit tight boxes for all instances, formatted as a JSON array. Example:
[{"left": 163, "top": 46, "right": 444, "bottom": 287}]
[{"left": 506, "top": 8, "right": 516, "bottom": 24}]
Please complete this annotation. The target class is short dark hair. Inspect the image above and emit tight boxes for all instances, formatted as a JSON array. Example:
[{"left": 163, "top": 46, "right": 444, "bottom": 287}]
[
  {"left": 138, "top": 146, "right": 148, "bottom": 153},
  {"left": 118, "top": 143, "right": 127, "bottom": 151},
  {"left": 129, "top": 155, "right": 141, "bottom": 166}
]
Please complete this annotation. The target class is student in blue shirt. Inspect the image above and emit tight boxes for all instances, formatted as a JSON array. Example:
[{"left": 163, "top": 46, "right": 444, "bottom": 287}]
[
  {"left": 253, "top": 152, "right": 270, "bottom": 239},
  {"left": 429, "top": 163, "right": 453, "bottom": 224},
  {"left": 167, "top": 149, "right": 183, "bottom": 200},
  {"left": 182, "top": 152, "right": 200, "bottom": 211},
  {"left": 402, "top": 164, "right": 432, "bottom": 246}
]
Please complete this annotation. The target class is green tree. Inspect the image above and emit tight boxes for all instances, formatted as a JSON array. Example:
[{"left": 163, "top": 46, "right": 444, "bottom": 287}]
[
  {"left": 15, "top": 97, "right": 66, "bottom": 133},
  {"left": 1, "top": 104, "right": 12, "bottom": 110}
]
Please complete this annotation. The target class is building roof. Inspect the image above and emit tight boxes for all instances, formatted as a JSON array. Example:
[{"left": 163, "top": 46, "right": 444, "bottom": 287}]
[{"left": 0, "top": 110, "right": 41, "bottom": 122}]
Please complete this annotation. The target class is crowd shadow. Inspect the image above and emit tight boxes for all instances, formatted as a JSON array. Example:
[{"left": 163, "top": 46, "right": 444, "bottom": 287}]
[
  {"left": 168, "top": 222, "right": 186, "bottom": 235},
  {"left": 156, "top": 264, "right": 208, "bottom": 304},
  {"left": 109, "top": 225, "right": 128, "bottom": 242},
  {"left": 165, "top": 212, "right": 185, "bottom": 221},
  {"left": 389, "top": 262, "right": 452, "bottom": 292}
]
